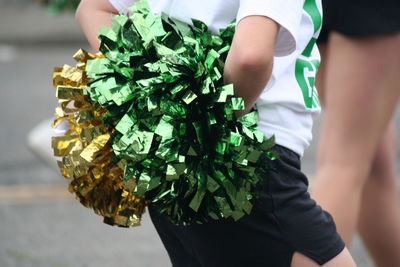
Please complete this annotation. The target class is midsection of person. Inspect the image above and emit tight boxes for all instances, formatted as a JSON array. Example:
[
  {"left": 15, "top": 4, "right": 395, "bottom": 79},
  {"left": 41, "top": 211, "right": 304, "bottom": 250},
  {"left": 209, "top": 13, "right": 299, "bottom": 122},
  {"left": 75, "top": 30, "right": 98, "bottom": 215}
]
[{"left": 111, "top": 0, "right": 322, "bottom": 157}]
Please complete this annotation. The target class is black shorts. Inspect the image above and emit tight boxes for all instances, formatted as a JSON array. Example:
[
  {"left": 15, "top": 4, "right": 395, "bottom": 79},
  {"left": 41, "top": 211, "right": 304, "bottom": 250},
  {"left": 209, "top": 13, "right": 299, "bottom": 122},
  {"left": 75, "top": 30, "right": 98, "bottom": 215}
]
[
  {"left": 148, "top": 145, "right": 345, "bottom": 267},
  {"left": 319, "top": 0, "right": 400, "bottom": 42}
]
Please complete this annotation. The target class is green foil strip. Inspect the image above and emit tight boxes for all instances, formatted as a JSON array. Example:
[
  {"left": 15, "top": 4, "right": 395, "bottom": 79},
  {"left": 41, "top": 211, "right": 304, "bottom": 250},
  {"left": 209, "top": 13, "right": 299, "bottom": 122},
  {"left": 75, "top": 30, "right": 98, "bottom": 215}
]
[{"left": 82, "top": 0, "right": 277, "bottom": 225}]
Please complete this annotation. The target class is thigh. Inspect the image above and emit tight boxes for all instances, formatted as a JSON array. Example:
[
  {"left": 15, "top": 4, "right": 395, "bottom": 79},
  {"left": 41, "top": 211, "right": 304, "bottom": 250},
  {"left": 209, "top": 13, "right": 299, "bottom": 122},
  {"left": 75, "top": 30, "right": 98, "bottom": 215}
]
[
  {"left": 318, "top": 32, "right": 400, "bottom": 177},
  {"left": 182, "top": 211, "right": 294, "bottom": 267},
  {"left": 292, "top": 248, "right": 356, "bottom": 267},
  {"left": 151, "top": 201, "right": 294, "bottom": 267},
  {"left": 266, "top": 146, "right": 345, "bottom": 265},
  {"left": 162, "top": 146, "right": 345, "bottom": 267},
  {"left": 148, "top": 206, "right": 201, "bottom": 267}
]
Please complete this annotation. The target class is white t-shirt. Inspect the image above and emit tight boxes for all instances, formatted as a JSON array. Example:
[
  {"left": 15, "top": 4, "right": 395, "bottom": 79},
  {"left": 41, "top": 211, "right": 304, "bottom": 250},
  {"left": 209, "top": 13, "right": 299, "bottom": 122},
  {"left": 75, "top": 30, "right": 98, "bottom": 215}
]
[{"left": 109, "top": 0, "right": 322, "bottom": 157}]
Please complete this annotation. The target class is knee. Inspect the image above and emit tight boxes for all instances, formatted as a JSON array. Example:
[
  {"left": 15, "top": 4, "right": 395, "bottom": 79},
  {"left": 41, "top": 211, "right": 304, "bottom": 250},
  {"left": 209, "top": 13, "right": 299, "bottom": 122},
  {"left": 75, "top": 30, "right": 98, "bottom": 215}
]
[
  {"left": 369, "top": 130, "right": 397, "bottom": 183},
  {"left": 317, "top": 162, "right": 371, "bottom": 190}
]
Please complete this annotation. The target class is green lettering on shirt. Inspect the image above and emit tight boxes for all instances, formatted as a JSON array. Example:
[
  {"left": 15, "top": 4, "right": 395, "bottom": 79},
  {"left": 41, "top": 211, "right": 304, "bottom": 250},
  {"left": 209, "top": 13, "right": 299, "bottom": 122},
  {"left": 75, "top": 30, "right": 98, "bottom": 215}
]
[{"left": 296, "top": 0, "right": 322, "bottom": 109}]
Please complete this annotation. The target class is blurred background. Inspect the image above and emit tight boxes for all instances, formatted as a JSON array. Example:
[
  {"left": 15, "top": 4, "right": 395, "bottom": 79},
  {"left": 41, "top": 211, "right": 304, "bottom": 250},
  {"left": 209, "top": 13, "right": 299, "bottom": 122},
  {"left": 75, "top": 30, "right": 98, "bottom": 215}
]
[{"left": 0, "top": 0, "right": 398, "bottom": 266}]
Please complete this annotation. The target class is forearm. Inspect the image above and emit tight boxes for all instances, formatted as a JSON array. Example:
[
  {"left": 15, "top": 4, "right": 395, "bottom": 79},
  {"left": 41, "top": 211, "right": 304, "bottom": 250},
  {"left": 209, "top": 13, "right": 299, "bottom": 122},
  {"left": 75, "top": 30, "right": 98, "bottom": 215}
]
[
  {"left": 224, "top": 16, "right": 278, "bottom": 116},
  {"left": 76, "top": 0, "right": 119, "bottom": 51}
]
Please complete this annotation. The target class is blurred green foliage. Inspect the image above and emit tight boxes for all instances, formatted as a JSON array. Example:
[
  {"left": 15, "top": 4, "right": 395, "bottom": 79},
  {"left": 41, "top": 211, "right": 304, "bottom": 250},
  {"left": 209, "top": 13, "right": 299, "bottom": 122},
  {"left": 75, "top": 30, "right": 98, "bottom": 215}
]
[{"left": 38, "top": 0, "right": 80, "bottom": 15}]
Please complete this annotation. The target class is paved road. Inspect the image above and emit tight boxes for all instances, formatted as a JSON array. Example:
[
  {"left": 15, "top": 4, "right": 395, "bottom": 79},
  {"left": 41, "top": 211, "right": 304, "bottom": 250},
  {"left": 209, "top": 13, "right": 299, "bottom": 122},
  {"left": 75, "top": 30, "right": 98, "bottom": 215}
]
[
  {"left": 0, "top": 43, "right": 171, "bottom": 267},
  {"left": 1, "top": 3, "right": 399, "bottom": 267}
]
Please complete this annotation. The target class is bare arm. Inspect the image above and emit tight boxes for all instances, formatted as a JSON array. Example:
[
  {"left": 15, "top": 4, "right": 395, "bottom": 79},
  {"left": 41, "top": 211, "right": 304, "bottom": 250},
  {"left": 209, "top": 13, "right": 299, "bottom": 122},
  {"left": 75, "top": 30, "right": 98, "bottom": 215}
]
[
  {"left": 75, "top": 0, "right": 120, "bottom": 51},
  {"left": 224, "top": 16, "right": 279, "bottom": 117}
]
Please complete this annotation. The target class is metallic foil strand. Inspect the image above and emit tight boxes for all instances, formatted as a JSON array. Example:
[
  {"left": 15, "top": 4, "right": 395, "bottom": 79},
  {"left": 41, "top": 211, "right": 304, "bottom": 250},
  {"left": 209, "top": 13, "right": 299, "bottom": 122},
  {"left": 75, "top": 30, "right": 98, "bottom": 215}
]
[{"left": 52, "top": 50, "right": 145, "bottom": 227}]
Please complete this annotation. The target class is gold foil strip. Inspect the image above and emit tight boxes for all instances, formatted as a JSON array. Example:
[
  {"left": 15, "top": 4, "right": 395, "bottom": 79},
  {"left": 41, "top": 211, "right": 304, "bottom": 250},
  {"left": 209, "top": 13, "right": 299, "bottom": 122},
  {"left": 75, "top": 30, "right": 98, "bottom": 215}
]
[{"left": 52, "top": 49, "right": 145, "bottom": 227}]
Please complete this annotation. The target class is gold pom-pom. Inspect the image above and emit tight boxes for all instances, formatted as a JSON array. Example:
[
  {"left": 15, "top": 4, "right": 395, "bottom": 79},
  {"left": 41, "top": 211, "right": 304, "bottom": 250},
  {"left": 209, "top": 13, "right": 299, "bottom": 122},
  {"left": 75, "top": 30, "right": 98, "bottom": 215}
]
[{"left": 52, "top": 49, "right": 145, "bottom": 227}]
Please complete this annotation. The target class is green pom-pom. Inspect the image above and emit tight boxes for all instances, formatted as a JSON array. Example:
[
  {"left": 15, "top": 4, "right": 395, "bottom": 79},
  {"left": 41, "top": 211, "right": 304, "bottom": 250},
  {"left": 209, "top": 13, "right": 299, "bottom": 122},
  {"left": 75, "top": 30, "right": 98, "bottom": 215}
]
[{"left": 86, "top": 0, "right": 277, "bottom": 225}]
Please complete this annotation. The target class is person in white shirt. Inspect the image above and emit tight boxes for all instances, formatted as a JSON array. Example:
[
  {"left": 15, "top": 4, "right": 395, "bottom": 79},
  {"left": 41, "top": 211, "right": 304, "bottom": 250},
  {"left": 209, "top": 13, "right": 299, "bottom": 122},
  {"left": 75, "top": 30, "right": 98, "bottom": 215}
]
[{"left": 75, "top": 0, "right": 356, "bottom": 266}]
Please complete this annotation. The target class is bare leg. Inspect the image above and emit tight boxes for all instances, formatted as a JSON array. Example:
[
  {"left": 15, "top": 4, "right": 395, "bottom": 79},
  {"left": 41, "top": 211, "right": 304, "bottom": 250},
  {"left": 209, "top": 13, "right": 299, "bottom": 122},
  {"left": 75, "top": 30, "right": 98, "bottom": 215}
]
[
  {"left": 312, "top": 32, "right": 400, "bottom": 244},
  {"left": 291, "top": 249, "right": 356, "bottom": 267},
  {"left": 358, "top": 122, "right": 400, "bottom": 267},
  {"left": 316, "top": 35, "right": 400, "bottom": 265},
  {"left": 291, "top": 42, "right": 356, "bottom": 267},
  {"left": 315, "top": 43, "right": 328, "bottom": 104}
]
